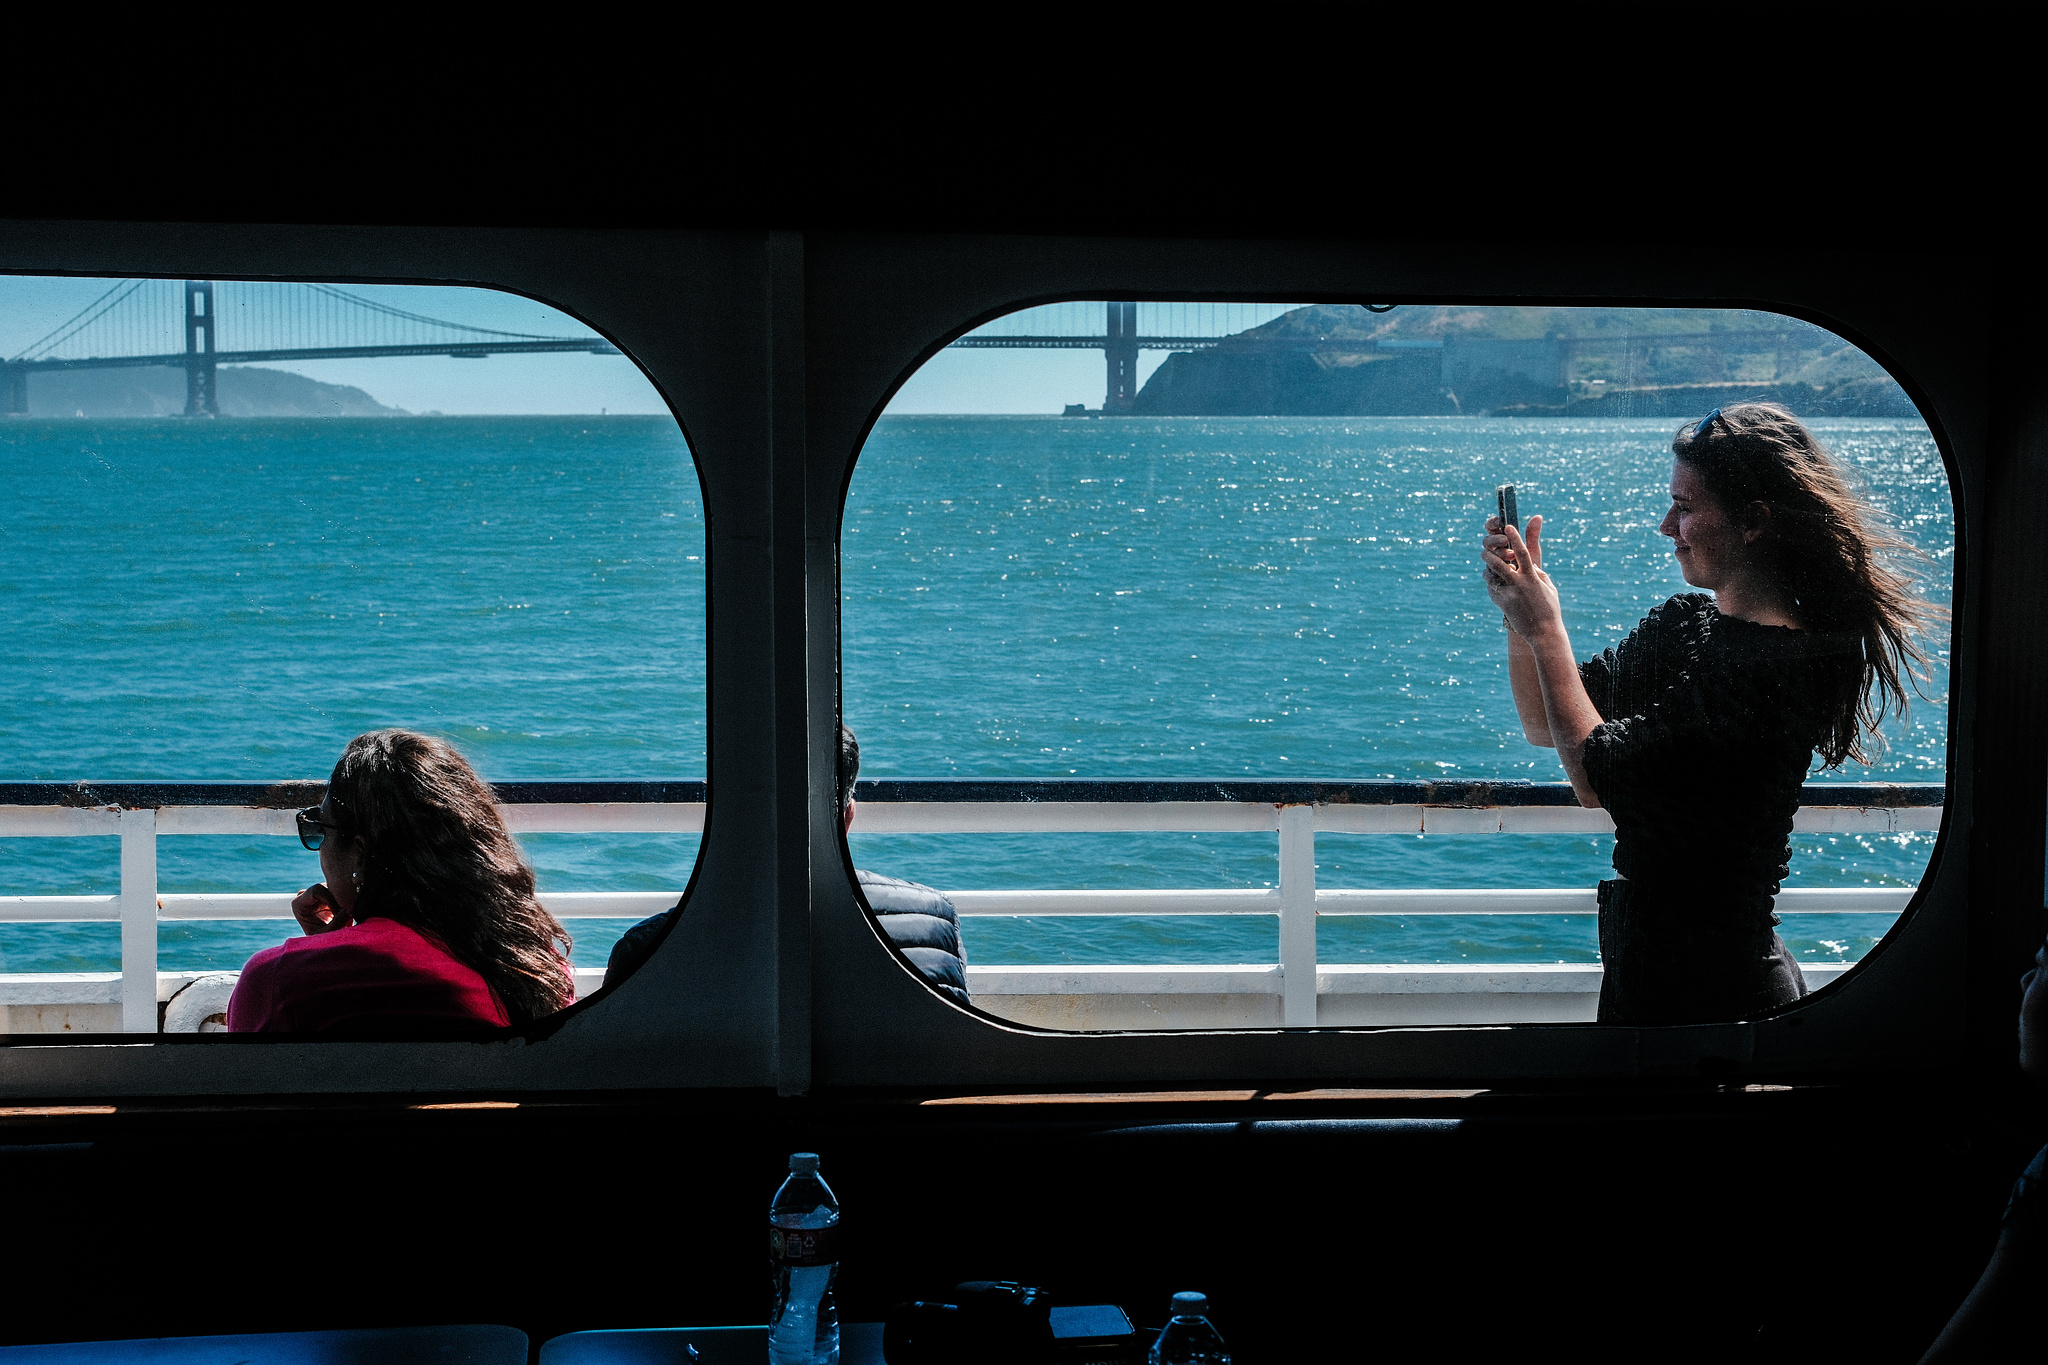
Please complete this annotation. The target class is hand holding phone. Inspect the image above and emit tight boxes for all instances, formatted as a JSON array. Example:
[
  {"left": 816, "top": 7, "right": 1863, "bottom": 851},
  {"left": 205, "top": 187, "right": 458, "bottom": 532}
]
[{"left": 1493, "top": 484, "right": 1520, "bottom": 570}]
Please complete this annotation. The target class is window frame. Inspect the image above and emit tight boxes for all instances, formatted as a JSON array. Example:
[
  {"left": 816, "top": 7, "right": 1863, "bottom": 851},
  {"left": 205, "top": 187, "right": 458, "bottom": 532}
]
[
  {"left": 830, "top": 293, "right": 1960, "bottom": 1047},
  {"left": 0, "top": 224, "right": 2012, "bottom": 1103}
]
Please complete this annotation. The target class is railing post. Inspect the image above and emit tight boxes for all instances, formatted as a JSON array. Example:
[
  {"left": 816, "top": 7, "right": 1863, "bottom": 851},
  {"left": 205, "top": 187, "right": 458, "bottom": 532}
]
[
  {"left": 119, "top": 808, "right": 158, "bottom": 1033},
  {"left": 1279, "top": 804, "right": 1317, "bottom": 1026}
]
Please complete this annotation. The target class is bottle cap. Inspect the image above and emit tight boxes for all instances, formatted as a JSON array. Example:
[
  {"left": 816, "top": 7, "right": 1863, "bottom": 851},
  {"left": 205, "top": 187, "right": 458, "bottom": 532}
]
[
  {"left": 789, "top": 1152, "right": 820, "bottom": 1173},
  {"left": 1170, "top": 1291, "right": 1208, "bottom": 1317}
]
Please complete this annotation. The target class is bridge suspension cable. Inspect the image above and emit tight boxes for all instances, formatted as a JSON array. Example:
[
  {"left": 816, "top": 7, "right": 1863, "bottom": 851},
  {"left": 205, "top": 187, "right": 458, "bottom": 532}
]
[
  {"left": 11, "top": 280, "right": 593, "bottom": 363},
  {"left": 952, "top": 301, "right": 1322, "bottom": 413},
  {"left": 9, "top": 279, "right": 167, "bottom": 362},
  {"left": 3, "top": 280, "right": 620, "bottom": 417},
  {"left": 961, "top": 300, "right": 1303, "bottom": 341}
]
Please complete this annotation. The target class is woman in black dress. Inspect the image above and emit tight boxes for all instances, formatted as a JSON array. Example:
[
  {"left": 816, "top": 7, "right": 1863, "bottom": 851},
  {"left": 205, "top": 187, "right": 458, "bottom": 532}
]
[{"left": 1480, "top": 403, "right": 1939, "bottom": 1025}]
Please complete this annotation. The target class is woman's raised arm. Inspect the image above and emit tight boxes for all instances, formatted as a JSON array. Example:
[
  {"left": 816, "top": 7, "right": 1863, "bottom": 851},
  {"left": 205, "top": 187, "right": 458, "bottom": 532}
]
[{"left": 1482, "top": 516, "right": 1605, "bottom": 807}]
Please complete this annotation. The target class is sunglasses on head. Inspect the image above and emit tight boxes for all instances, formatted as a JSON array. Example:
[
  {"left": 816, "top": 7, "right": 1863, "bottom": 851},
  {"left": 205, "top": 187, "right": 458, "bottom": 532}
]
[
  {"left": 1693, "top": 408, "right": 1723, "bottom": 441},
  {"left": 295, "top": 805, "right": 347, "bottom": 852}
]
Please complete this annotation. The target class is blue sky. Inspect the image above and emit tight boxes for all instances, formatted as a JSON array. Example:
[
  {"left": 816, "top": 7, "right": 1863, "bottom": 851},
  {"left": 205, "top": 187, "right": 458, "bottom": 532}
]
[
  {"left": 3, "top": 276, "right": 1257, "bottom": 416},
  {"left": 0, "top": 277, "right": 673, "bottom": 416},
  {"left": 881, "top": 347, "right": 1173, "bottom": 414}
]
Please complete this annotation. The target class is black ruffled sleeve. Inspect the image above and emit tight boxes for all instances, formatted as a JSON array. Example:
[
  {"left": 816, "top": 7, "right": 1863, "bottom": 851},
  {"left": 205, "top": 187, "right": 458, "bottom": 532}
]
[
  {"left": 1578, "top": 598, "right": 1822, "bottom": 819},
  {"left": 1579, "top": 656, "right": 1750, "bottom": 815},
  {"left": 1578, "top": 595, "right": 1704, "bottom": 735},
  {"left": 1580, "top": 610, "right": 1848, "bottom": 897},
  {"left": 1579, "top": 650, "right": 1617, "bottom": 723},
  {"left": 1572, "top": 596, "right": 1855, "bottom": 891}
]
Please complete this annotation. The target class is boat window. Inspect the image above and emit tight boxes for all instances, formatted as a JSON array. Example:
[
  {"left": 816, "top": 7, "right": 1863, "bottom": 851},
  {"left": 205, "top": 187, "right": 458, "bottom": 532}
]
[
  {"left": 0, "top": 275, "right": 704, "bottom": 1038},
  {"left": 845, "top": 302, "right": 1951, "bottom": 1031}
]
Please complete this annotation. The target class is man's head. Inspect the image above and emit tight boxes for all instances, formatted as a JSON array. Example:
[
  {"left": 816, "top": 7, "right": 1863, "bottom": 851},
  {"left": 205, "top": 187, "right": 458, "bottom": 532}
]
[{"left": 838, "top": 723, "right": 860, "bottom": 833}]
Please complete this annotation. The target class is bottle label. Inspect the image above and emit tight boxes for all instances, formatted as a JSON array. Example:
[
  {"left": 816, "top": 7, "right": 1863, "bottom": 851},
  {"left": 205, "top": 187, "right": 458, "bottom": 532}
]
[{"left": 771, "top": 1224, "right": 840, "bottom": 1267}]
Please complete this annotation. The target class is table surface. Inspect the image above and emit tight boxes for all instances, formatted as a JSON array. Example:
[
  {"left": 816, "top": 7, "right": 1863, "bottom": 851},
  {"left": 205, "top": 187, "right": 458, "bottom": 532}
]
[
  {"left": 0, "top": 1325, "right": 528, "bottom": 1365},
  {"left": 539, "top": 1324, "right": 885, "bottom": 1365}
]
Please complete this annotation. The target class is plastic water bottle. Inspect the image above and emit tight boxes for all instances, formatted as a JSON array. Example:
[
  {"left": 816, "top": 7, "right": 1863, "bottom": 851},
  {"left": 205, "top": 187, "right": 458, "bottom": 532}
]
[
  {"left": 1149, "top": 1291, "right": 1230, "bottom": 1365},
  {"left": 769, "top": 1152, "right": 840, "bottom": 1365}
]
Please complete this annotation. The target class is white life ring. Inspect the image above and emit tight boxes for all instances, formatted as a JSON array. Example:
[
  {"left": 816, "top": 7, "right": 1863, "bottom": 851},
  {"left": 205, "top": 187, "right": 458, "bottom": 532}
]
[{"left": 162, "top": 973, "right": 240, "bottom": 1033}]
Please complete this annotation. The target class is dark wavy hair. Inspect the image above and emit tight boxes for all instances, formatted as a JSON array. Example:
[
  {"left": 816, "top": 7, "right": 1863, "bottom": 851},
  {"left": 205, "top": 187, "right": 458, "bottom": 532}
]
[
  {"left": 326, "top": 729, "right": 574, "bottom": 1025},
  {"left": 838, "top": 723, "right": 860, "bottom": 815},
  {"left": 1674, "top": 402, "right": 1944, "bottom": 767}
]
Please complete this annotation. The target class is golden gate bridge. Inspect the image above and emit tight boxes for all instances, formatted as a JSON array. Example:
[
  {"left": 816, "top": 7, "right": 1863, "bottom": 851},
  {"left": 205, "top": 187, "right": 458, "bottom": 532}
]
[
  {"left": 2, "top": 280, "right": 620, "bottom": 416},
  {"left": 948, "top": 301, "right": 1342, "bottom": 412},
  {"left": 6, "top": 288, "right": 1817, "bottom": 419}
]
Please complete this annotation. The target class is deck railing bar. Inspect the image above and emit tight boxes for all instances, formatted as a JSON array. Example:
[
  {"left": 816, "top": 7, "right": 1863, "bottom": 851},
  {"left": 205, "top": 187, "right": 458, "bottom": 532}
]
[
  {"left": 0, "top": 782, "right": 1941, "bottom": 1032},
  {"left": 943, "top": 887, "right": 1915, "bottom": 916},
  {"left": 0, "top": 800, "right": 1942, "bottom": 841},
  {"left": 0, "top": 891, "right": 683, "bottom": 923},
  {"left": 0, "top": 780, "right": 709, "bottom": 809},
  {"left": 0, "top": 777, "right": 1942, "bottom": 809},
  {"left": 1278, "top": 805, "right": 1316, "bottom": 1025},
  {"left": 858, "top": 778, "right": 1945, "bottom": 807},
  {"left": 0, "top": 886, "right": 1914, "bottom": 924}
]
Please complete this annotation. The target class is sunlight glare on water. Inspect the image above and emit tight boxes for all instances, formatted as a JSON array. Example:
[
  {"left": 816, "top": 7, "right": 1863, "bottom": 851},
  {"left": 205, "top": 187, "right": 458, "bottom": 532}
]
[
  {"left": 842, "top": 416, "right": 1951, "bottom": 966},
  {"left": 0, "top": 413, "right": 1949, "bottom": 973}
]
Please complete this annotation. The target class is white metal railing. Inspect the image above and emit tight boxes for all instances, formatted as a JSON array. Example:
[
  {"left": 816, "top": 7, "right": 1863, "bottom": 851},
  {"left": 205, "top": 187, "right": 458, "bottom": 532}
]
[
  {"left": 0, "top": 782, "right": 1939, "bottom": 1032},
  {"left": 0, "top": 800, "right": 702, "bottom": 1031},
  {"left": 855, "top": 795, "right": 1932, "bottom": 1025}
]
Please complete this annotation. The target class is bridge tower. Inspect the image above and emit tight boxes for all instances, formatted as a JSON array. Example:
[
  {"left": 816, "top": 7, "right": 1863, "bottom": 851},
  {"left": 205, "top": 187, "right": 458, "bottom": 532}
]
[
  {"left": 2, "top": 363, "right": 25, "bottom": 417},
  {"left": 1103, "top": 301, "right": 1139, "bottom": 413},
  {"left": 184, "top": 281, "right": 218, "bottom": 417}
]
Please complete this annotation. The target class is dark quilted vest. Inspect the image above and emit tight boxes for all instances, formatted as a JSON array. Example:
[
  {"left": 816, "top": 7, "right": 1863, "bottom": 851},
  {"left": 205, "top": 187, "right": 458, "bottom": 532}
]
[{"left": 857, "top": 869, "right": 971, "bottom": 1006}]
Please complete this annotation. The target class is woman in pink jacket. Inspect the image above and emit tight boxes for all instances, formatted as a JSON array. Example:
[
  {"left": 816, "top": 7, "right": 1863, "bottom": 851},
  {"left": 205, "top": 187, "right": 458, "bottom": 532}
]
[{"left": 227, "top": 729, "right": 575, "bottom": 1036}]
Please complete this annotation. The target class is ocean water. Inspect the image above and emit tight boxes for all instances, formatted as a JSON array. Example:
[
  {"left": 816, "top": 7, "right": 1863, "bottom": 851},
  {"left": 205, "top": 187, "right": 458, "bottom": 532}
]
[
  {"left": 841, "top": 416, "right": 1952, "bottom": 967},
  {"left": 0, "top": 415, "right": 1950, "bottom": 974},
  {"left": 0, "top": 416, "right": 705, "bottom": 971}
]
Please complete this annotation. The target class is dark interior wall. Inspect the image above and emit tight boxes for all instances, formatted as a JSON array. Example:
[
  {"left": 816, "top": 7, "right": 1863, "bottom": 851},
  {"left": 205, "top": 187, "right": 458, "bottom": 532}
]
[
  {"left": 0, "top": 228, "right": 2010, "bottom": 1099},
  {"left": 0, "top": 217, "right": 2042, "bottom": 1362},
  {"left": 5, "top": 1085, "right": 2035, "bottom": 1364}
]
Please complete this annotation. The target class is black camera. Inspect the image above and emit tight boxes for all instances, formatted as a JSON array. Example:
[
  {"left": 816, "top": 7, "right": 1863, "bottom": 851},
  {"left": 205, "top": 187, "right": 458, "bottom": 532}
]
[
  {"left": 886, "top": 1282, "right": 1052, "bottom": 1365},
  {"left": 885, "top": 1282, "right": 1138, "bottom": 1364}
]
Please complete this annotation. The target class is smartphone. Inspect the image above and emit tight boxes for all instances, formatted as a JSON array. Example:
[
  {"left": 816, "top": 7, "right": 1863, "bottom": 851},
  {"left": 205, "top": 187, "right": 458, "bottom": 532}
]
[
  {"left": 1051, "top": 1305, "right": 1139, "bottom": 1363},
  {"left": 1496, "top": 483, "right": 1519, "bottom": 536}
]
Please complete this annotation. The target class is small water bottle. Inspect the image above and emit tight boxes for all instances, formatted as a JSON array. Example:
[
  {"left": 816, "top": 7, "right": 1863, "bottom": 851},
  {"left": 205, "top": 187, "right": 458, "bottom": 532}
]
[
  {"left": 1149, "top": 1291, "right": 1230, "bottom": 1365},
  {"left": 769, "top": 1152, "right": 840, "bottom": 1365}
]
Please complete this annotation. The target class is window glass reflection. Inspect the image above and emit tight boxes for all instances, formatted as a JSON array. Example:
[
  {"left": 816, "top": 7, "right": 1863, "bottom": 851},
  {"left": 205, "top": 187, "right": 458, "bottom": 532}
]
[
  {"left": 0, "top": 277, "right": 703, "bottom": 1035},
  {"left": 848, "top": 303, "right": 1949, "bottom": 1030}
]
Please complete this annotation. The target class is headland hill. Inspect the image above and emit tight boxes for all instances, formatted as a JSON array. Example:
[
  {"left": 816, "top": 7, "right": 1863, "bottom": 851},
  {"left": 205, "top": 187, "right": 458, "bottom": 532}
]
[
  {"left": 13, "top": 305, "right": 1914, "bottom": 420},
  {"left": 15, "top": 364, "right": 404, "bottom": 417},
  {"left": 1123, "top": 305, "right": 1916, "bottom": 419}
]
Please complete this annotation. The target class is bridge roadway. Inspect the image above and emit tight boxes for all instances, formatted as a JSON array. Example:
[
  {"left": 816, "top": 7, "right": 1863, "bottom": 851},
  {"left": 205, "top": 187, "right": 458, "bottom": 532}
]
[
  {"left": 8, "top": 339, "right": 620, "bottom": 372},
  {"left": 3, "top": 278, "right": 625, "bottom": 416},
  {"left": 950, "top": 335, "right": 1226, "bottom": 350},
  {"left": 2, "top": 338, "right": 621, "bottom": 417}
]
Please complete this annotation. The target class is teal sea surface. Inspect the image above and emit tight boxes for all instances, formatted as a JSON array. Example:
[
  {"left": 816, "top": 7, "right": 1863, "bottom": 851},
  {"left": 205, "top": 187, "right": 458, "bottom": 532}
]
[{"left": 0, "top": 414, "right": 1950, "bottom": 974}]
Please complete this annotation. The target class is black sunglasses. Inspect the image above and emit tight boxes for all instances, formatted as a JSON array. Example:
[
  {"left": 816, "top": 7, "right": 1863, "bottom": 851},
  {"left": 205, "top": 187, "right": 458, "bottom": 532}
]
[{"left": 295, "top": 805, "right": 348, "bottom": 852}]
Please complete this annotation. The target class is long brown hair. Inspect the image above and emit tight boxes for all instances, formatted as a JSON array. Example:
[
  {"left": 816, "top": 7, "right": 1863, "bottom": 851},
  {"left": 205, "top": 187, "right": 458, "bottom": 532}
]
[
  {"left": 326, "top": 729, "right": 574, "bottom": 1025},
  {"left": 1674, "top": 402, "right": 1944, "bottom": 767}
]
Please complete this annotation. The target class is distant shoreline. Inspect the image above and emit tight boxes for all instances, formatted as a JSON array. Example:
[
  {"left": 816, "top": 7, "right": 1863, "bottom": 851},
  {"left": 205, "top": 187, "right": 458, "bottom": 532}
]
[
  {"left": 2, "top": 409, "right": 673, "bottom": 420},
  {"left": 878, "top": 411, "right": 1930, "bottom": 422}
]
